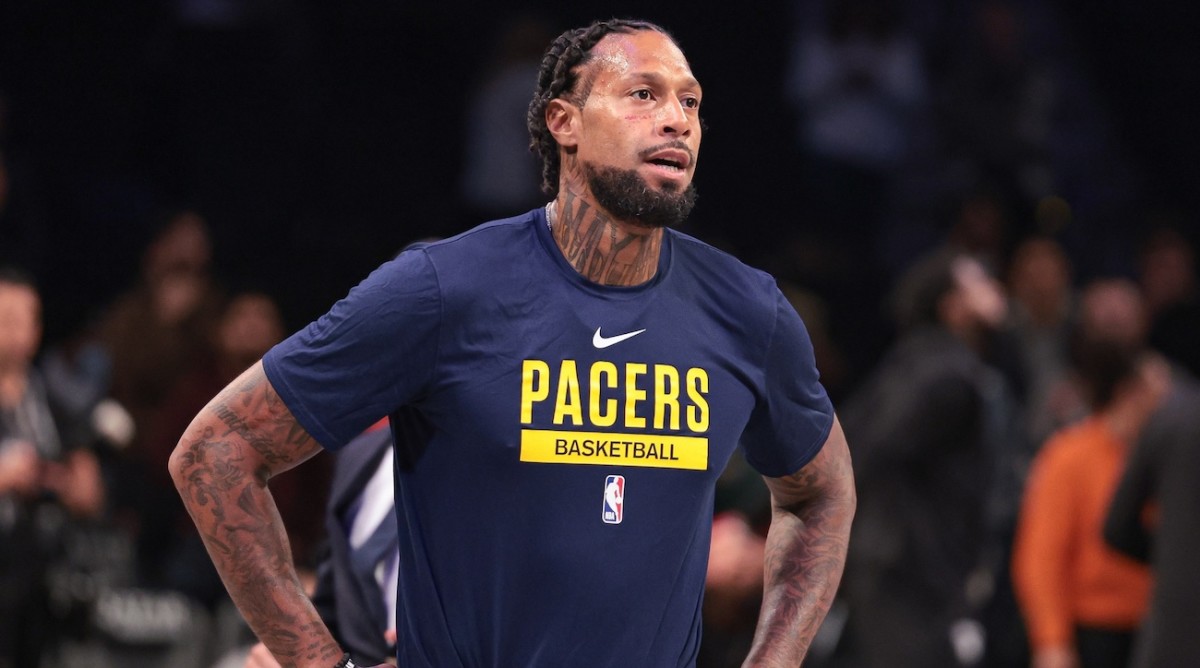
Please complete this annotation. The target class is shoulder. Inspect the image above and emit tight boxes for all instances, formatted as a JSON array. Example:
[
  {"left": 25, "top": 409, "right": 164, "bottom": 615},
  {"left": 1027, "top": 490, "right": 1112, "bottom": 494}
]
[
  {"left": 667, "top": 229, "right": 782, "bottom": 321},
  {"left": 669, "top": 230, "right": 776, "bottom": 287},
  {"left": 421, "top": 210, "right": 540, "bottom": 263},
  {"left": 365, "top": 210, "right": 539, "bottom": 288},
  {"left": 1034, "top": 419, "right": 1099, "bottom": 474},
  {"left": 668, "top": 231, "right": 791, "bottom": 359},
  {"left": 409, "top": 210, "right": 543, "bottom": 309}
]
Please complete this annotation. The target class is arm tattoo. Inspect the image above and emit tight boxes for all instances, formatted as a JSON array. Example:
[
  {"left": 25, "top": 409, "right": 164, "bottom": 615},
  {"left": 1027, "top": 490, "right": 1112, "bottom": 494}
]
[
  {"left": 211, "top": 371, "right": 315, "bottom": 467},
  {"left": 170, "top": 362, "right": 341, "bottom": 668},
  {"left": 744, "top": 419, "right": 856, "bottom": 667}
]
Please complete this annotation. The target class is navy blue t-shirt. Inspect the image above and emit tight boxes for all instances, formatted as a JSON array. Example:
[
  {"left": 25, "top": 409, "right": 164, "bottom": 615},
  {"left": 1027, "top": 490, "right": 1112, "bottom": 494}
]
[{"left": 263, "top": 207, "right": 834, "bottom": 667}]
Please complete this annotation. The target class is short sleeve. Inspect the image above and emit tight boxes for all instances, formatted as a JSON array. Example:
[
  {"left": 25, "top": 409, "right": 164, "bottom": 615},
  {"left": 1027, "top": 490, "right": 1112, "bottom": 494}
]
[
  {"left": 262, "top": 249, "right": 441, "bottom": 450},
  {"left": 740, "top": 289, "right": 835, "bottom": 477}
]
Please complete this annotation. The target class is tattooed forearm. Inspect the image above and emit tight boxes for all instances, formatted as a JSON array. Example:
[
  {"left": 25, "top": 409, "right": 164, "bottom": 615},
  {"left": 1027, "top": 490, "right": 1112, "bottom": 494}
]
[
  {"left": 169, "top": 361, "right": 340, "bottom": 668},
  {"left": 743, "top": 418, "right": 856, "bottom": 667}
]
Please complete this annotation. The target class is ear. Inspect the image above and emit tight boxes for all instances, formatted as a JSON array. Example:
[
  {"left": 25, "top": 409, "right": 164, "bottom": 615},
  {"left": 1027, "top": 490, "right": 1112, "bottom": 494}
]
[{"left": 546, "top": 98, "right": 581, "bottom": 150}]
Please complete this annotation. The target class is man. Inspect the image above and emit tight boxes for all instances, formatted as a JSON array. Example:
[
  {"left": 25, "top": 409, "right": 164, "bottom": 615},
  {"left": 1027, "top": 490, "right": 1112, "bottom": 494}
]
[
  {"left": 1103, "top": 373, "right": 1200, "bottom": 668},
  {"left": 1013, "top": 329, "right": 1163, "bottom": 668},
  {"left": 1099, "top": 271, "right": 1200, "bottom": 668},
  {"left": 1, "top": 268, "right": 106, "bottom": 666},
  {"left": 171, "top": 19, "right": 855, "bottom": 668},
  {"left": 841, "top": 252, "right": 1011, "bottom": 667}
]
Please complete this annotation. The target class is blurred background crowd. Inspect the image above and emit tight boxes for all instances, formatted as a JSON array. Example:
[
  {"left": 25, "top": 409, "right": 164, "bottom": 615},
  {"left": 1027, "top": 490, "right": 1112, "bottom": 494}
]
[{"left": 1, "top": 0, "right": 1197, "bottom": 667}]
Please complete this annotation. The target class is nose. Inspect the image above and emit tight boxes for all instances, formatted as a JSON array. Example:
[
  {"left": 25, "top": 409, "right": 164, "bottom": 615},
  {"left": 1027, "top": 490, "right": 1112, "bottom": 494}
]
[{"left": 657, "top": 98, "right": 692, "bottom": 137}]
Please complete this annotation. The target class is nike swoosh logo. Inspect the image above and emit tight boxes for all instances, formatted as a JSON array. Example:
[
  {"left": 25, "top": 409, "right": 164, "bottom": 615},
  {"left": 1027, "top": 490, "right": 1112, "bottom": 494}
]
[{"left": 593, "top": 327, "right": 647, "bottom": 349}]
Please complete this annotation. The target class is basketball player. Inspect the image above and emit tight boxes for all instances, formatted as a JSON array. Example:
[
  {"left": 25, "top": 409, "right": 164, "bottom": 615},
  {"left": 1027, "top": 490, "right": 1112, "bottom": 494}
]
[{"left": 171, "top": 18, "right": 855, "bottom": 667}]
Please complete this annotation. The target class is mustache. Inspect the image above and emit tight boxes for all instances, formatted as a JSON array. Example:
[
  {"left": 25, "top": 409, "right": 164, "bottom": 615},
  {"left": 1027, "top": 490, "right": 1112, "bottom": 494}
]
[{"left": 638, "top": 141, "right": 695, "bottom": 165}]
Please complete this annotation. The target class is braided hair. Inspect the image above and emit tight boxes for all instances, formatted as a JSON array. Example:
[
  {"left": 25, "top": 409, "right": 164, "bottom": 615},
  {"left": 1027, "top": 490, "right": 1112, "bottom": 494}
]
[{"left": 526, "top": 19, "right": 672, "bottom": 196}]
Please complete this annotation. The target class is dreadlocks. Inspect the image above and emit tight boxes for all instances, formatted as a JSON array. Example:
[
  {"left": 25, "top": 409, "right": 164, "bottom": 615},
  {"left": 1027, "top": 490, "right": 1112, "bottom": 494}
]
[{"left": 526, "top": 19, "right": 672, "bottom": 196}]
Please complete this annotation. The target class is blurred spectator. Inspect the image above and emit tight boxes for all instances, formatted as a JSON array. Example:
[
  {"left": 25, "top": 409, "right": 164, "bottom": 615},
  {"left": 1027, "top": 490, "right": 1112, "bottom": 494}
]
[
  {"left": 894, "top": 186, "right": 1031, "bottom": 399},
  {"left": 1072, "top": 277, "right": 1149, "bottom": 350},
  {"left": 1104, "top": 368, "right": 1200, "bottom": 667},
  {"left": 912, "top": 185, "right": 1015, "bottom": 282},
  {"left": 841, "top": 253, "right": 1008, "bottom": 667},
  {"left": 1026, "top": 272, "right": 1155, "bottom": 446},
  {"left": 1005, "top": 236, "right": 1075, "bottom": 445},
  {"left": 938, "top": 0, "right": 1056, "bottom": 208},
  {"left": 458, "top": 14, "right": 551, "bottom": 223},
  {"left": 98, "top": 209, "right": 221, "bottom": 454},
  {"left": 785, "top": 0, "right": 927, "bottom": 212},
  {"left": 1012, "top": 279, "right": 1166, "bottom": 668},
  {"left": 782, "top": 0, "right": 928, "bottom": 330},
  {"left": 96, "top": 210, "right": 223, "bottom": 591},
  {"left": 0, "top": 267, "right": 106, "bottom": 666},
  {"left": 888, "top": 187, "right": 1020, "bottom": 374},
  {"left": 1138, "top": 226, "right": 1200, "bottom": 377}
]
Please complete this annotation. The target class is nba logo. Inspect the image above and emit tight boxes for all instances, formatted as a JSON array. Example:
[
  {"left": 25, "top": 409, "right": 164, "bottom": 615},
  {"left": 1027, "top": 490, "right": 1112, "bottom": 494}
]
[{"left": 602, "top": 475, "right": 625, "bottom": 524}]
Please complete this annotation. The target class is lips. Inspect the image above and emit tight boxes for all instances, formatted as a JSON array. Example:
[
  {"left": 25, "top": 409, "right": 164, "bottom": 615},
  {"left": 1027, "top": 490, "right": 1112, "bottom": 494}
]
[{"left": 645, "top": 149, "right": 691, "bottom": 171}]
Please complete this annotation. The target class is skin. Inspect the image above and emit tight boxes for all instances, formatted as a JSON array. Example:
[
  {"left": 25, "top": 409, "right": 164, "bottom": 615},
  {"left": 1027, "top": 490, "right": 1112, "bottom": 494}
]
[
  {"left": 1032, "top": 645, "right": 1079, "bottom": 668},
  {"left": 0, "top": 282, "right": 106, "bottom": 516},
  {"left": 0, "top": 283, "right": 41, "bottom": 395},
  {"left": 544, "top": 30, "right": 700, "bottom": 286},
  {"left": 171, "top": 26, "right": 854, "bottom": 668},
  {"left": 0, "top": 283, "right": 41, "bottom": 500},
  {"left": 549, "top": 31, "right": 856, "bottom": 664},
  {"left": 744, "top": 418, "right": 855, "bottom": 667},
  {"left": 169, "top": 362, "right": 342, "bottom": 668},
  {"left": 244, "top": 631, "right": 398, "bottom": 668}
]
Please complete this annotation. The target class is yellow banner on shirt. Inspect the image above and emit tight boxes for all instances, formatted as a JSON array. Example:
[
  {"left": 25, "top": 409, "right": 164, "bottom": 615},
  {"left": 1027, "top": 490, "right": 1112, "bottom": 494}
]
[{"left": 519, "top": 429, "right": 708, "bottom": 471}]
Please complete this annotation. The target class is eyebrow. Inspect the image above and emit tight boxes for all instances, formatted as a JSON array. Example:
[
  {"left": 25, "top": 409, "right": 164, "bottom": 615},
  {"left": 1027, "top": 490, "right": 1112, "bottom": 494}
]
[{"left": 627, "top": 71, "right": 702, "bottom": 94}]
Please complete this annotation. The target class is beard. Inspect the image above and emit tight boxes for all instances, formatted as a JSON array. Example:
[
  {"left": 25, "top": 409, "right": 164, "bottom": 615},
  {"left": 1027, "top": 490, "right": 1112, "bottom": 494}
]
[{"left": 583, "top": 162, "right": 698, "bottom": 229}]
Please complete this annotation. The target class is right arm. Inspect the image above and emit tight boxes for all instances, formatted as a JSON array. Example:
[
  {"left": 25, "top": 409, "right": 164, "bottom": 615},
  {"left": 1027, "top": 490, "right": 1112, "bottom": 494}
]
[{"left": 168, "top": 361, "right": 343, "bottom": 668}]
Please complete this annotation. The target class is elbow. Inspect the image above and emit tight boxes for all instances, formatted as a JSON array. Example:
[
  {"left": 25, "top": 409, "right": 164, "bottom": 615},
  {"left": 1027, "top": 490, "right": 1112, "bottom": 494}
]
[
  {"left": 167, "top": 439, "right": 190, "bottom": 495},
  {"left": 838, "top": 475, "right": 858, "bottom": 533},
  {"left": 826, "top": 466, "right": 857, "bottom": 523},
  {"left": 168, "top": 422, "right": 210, "bottom": 497},
  {"left": 843, "top": 468, "right": 858, "bottom": 513},
  {"left": 168, "top": 408, "right": 218, "bottom": 495}
]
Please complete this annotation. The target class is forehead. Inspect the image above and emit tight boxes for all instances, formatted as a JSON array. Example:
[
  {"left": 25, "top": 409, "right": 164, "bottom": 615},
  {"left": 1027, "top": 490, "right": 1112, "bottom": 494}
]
[
  {"left": 586, "top": 30, "right": 697, "bottom": 87},
  {"left": 0, "top": 284, "right": 39, "bottom": 313}
]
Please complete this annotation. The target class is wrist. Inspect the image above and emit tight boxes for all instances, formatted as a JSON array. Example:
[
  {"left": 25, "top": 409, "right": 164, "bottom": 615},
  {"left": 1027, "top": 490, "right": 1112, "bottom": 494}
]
[{"left": 332, "top": 653, "right": 358, "bottom": 668}]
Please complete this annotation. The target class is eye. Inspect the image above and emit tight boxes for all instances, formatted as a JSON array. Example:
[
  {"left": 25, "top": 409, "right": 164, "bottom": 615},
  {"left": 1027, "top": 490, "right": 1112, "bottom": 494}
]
[
  {"left": 682, "top": 97, "right": 701, "bottom": 110},
  {"left": 632, "top": 89, "right": 654, "bottom": 101}
]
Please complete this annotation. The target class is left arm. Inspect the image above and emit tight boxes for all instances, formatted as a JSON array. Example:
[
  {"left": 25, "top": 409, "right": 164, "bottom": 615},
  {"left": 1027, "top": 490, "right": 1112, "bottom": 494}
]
[
  {"left": 743, "top": 416, "right": 856, "bottom": 667},
  {"left": 1103, "top": 355, "right": 1172, "bottom": 561}
]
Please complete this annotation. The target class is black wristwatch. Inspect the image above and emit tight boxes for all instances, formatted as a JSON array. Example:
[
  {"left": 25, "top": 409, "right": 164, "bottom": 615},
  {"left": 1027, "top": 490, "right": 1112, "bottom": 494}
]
[{"left": 332, "top": 653, "right": 357, "bottom": 668}]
